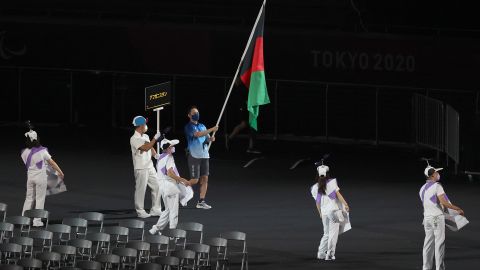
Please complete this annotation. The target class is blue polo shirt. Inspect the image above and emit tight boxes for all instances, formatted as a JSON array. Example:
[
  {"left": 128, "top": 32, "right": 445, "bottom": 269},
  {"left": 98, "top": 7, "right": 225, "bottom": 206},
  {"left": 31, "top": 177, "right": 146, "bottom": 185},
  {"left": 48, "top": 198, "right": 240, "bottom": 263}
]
[{"left": 184, "top": 121, "right": 210, "bottom": 159}]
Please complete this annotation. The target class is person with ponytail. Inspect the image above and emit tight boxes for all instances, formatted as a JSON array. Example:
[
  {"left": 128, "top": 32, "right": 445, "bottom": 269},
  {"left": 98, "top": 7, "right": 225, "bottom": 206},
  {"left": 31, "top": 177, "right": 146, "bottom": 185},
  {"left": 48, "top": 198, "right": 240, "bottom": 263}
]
[
  {"left": 311, "top": 162, "right": 350, "bottom": 261},
  {"left": 21, "top": 129, "right": 64, "bottom": 227}
]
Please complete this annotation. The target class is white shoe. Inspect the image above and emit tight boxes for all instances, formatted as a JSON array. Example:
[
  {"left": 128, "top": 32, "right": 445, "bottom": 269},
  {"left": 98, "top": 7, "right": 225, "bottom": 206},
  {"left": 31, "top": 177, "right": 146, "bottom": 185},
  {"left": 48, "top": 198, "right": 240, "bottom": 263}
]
[
  {"left": 149, "top": 227, "right": 159, "bottom": 235},
  {"left": 137, "top": 212, "right": 151, "bottom": 218},
  {"left": 325, "top": 252, "right": 335, "bottom": 261},
  {"left": 317, "top": 252, "right": 326, "bottom": 260},
  {"left": 149, "top": 210, "right": 162, "bottom": 216},
  {"left": 196, "top": 201, "right": 212, "bottom": 209},
  {"left": 33, "top": 221, "right": 44, "bottom": 227}
]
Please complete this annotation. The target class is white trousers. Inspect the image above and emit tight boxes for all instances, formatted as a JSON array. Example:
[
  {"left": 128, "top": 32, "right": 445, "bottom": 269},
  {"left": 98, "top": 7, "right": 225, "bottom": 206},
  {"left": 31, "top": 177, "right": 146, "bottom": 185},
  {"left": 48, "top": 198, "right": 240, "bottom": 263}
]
[
  {"left": 318, "top": 214, "right": 340, "bottom": 256},
  {"left": 134, "top": 167, "right": 161, "bottom": 214},
  {"left": 423, "top": 215, "right": 445, "bottom": 270},
  {"left": 22, "top": 176, "right": 47, "bottom": 216},
  {"left": 154, "top": 194, "right": 179, "bottom": 230}
]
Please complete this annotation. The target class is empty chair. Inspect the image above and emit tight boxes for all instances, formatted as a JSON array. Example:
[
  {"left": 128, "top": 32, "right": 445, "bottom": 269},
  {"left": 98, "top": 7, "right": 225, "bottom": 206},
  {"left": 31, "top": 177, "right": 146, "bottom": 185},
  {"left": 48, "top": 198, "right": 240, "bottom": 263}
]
[
  {"left": 5, "top": 216, "right": 31, "bottom": 236},
  {"left": 103, "top": 226, "right": 129, "bottom": 248},
  {"left": 161, "top": 229, "right": 187, "bottom": 251},
  {"left": 154, "top": 256, "right": 180, "bottom": 270},
  {"left": 69, "top": 239, "right": 92, "bottom": 261},
  {"left": 0, "top": 264, "right": 23, "bottom": 270},
  {"left": 171, "top": 249, "right": 196, "bottom": 270},
  {"left": 37, "top": 251, "right": 61, "bottom": 269},
  {"left": 23, "top": 210, "right": 49, "bottom": 229},
  {"left": 95, "top": 254, "right": 120, "bottom": 270},
  {"left": 0, "top": 243, "right": 22, "bottom": 264},
  {"left": 78, "top": 212, "right": 104, "bottom": 233},
  {"left": 0, "top": 203, "right": 6, "bottom": 221},
  {"left": 10, "top": 237, "right": 34, "bottom": 258},
  {"left": 48, "top": 224, "right": 71, "bottom": 245},
  {"left": 144, "top": 235, "right": 169, "bottom": 258},
  {"left": 136, "top": 263, "right": 162, "bottom": 270},
  {"left": 62, "top": 218, "right": 88, "bottom": 239},
  {"left": 220, "top": 231, "right": 248, "bottom": 270},
  {"left": 52, "top": 245, "right": 76, "bottom": 267},
  {"left": 112, "top": 247, "right": 137, "bottom": 269},
  {"left": 186, "top": 243, "right": 210, "bottom": 269},
  {"left": 126, "top": 241, "right": 150, "bottom": 264},
  {"left": 177, "top": 222, "right": 204, "bottom": 244},
  {"left": 119, "top": 220, "right": 145, "bottom": 240},
  {"left": 17, "top": 258, "right": 43, "bottom": 269},
  {"left": 29, "top": 230, "right": 53, "bottom": 254},
  {"left": 0, "top": 222, "right": 14, "bottom": 243},
  {"left": 206, "top": 238, "right": 228, "bottom": 270},
  {"left": 76, "top": 260, "right": 101, "bottom": 270},
  {"left": 86, "top": 233, "right": 110, "bottom": 255}
]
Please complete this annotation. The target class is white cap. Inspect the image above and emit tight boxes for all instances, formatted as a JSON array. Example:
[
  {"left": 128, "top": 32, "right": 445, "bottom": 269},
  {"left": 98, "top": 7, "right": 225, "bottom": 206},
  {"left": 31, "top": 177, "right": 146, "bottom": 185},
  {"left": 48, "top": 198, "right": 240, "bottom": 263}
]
[
  {"left": 25, "top": 130, "right": 38, "bottom": 141},
  {"left": 160, "top": 138, "right": 179, "bottom": 150},
  {"left": 424, "top": 166, "right": 443, "bottom": 177},
  {"left": 317, "top": 165, "right": 329, "bottom": 177}
]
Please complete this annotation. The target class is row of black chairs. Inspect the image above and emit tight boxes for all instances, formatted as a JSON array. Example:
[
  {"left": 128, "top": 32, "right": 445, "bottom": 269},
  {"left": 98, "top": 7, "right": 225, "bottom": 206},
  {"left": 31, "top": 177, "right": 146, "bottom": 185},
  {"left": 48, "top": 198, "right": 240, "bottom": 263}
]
[{"left": 0, "top": 204, "right": 248, "bottom": 270}]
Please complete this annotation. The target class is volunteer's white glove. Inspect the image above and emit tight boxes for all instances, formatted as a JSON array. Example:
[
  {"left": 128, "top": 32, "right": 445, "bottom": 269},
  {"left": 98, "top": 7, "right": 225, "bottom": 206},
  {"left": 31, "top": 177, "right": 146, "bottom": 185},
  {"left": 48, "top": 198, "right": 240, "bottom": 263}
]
[
  {"left": 154, "top": 132, "right": 161, "bottom": 140},
  {"left": 154, "top": 153, "right": 161, "bottom": 160}
]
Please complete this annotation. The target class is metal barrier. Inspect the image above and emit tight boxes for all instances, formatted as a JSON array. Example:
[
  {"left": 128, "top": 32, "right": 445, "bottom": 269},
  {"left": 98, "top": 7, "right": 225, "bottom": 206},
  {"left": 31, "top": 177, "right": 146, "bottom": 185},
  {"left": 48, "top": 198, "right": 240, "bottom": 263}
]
[
  {"left": 413, "top": 94, "right": 460, "bottom": 168},
  {"left": 0, "top": 66, "right": 467, "bottom": 167}
]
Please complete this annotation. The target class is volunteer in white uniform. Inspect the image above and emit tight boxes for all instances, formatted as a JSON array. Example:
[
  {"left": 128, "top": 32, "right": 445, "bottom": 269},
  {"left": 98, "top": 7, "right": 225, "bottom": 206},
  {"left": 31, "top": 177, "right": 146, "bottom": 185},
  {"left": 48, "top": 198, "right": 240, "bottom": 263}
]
[
  {"left": 149, "top": 138, "right": 191, "bottom": 234},
  {"left": 21, "top": 130, "right": 64, "bottom": 227},
  {"left": 130, "top": 116, "right": 162, "bottom": 218},
  {"left": 312, "top": 165, "right": 350, "bottom": 261},
  {"left": 419, "top": 166, "right": 464, "bottom": 270}
]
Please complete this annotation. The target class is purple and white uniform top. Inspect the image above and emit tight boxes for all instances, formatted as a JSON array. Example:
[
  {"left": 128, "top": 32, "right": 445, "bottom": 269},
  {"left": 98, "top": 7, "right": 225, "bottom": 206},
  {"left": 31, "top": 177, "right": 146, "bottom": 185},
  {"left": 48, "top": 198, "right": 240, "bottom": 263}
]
[
  {"left": 310, "top": 178, "right": 341, "bottom": 215},
  {"left": 419, "top": 180, "right": 446, "bottom": 217},
  {"left": 156, "top": 153, "right": 193, "bottom": 205},
  {"left": 21, "top": 147, "right": 52, "bottom": 179}
]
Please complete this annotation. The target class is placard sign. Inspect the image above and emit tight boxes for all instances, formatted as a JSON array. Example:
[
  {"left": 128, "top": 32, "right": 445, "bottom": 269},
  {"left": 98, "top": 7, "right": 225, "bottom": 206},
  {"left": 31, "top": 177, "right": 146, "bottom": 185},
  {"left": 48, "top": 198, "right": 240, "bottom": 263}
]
[{"left": 145, "top": 82, "right": 171, "bottom": 111}]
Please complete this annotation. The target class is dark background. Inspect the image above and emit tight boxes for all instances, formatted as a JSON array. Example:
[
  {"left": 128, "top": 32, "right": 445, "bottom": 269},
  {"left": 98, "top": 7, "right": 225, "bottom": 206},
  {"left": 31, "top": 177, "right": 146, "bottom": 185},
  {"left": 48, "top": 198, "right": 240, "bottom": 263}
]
[{"left": 1, "top": 1, "right": 480, "bottom": 269}]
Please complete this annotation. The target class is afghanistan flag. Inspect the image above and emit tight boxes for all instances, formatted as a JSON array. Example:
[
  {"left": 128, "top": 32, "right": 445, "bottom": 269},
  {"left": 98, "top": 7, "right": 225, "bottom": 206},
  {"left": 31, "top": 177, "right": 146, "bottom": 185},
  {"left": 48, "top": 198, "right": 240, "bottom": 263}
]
[{"left": 239, "top": 2, "right": 270, "bottom": 131}]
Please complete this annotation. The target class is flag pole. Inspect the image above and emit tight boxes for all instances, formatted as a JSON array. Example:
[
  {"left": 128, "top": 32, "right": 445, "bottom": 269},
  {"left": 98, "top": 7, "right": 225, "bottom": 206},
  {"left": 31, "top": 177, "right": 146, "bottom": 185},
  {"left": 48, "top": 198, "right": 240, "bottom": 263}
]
[{"left": 208, "top": 0, "right": 266, "bottom": 150}]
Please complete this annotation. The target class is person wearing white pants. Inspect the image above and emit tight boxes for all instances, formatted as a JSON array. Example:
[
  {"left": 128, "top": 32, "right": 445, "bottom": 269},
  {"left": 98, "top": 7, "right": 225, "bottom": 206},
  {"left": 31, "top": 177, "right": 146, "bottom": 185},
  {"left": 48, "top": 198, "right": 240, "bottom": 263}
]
[
  {"left": 21, "top": 130, "right": 64, "bottom": 227},
  {"left": 419, "top": 166, "right": 464, "bottom": 270},
  {"left": 311, "top": 163, "right": 350, "bottom": 261},
  {"left": 149, "top": 138, "right": 191, "bottom": 234},
  {"left": 130, "top": 116, "right": 162, "bottom": 218}
]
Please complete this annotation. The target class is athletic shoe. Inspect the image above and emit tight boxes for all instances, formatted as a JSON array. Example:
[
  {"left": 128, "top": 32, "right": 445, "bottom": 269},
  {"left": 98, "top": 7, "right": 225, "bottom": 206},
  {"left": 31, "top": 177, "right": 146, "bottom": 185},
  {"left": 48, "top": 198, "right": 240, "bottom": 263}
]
[
  {"left": 196, "top": 201, "right": 212, "bottom": 209},
  {"left": 149, "top": 210, "right": 162, "bottom": 216},
  {"left": 137, "top": 212, "right": 151, "bottom": 218},
  {"left": 325, "top": 253, "right": 335, "bottom": 261},
  {"left": 33, "top": 220, "right": 44, "bottom": 227},
  {"left": 317, "top": 252, "right": 326, "bottom": 260},
  {"left": 246, "top": 148, "right": 262, "bottom": 154},
  {"left": 149, "top": 227, "right": 159, "bottom": 235}
]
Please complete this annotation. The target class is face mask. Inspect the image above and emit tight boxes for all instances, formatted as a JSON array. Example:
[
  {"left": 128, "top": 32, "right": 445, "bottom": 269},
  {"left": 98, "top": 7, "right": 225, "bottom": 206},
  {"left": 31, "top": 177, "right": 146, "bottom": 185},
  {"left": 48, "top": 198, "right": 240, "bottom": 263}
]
[
  {"left": 191, "top": 113, "right": 200, "bottom": 121},
  {"left": 144, "top": 125, "right": 148, "bottom": 132},
  {"left": 436, "top": 174, "right": 441, "bottom": 181},
  {"left": 170, "top": 147, "right": 176, "bottom": 154}
]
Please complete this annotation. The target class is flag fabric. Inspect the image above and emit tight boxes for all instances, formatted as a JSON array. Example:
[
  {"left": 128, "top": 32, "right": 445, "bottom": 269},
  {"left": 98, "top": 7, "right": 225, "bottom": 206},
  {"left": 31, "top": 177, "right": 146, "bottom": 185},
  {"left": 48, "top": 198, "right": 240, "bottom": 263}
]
[{"left": 239, "top": 3, "right": 270, "bottom": 131}]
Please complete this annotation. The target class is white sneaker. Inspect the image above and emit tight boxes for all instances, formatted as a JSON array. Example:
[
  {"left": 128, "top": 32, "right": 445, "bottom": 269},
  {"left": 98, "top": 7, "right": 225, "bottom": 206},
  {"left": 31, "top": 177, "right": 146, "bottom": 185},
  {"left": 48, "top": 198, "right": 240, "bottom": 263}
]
[
  {"left": 149, "top": 227, "right": 159, "bottom": 235},
  {"left": 317, "top": 252, "right": 326, "bottom": 260},
  {"left": 149, "top": 210, "right": 162, "bottom": 216},
  {"left": 137, "top": 212, "right": 151, "bottom": 218},
  {"left": 33, "top": 220, "right": 44, "bottom": 227},
  {"left": 196, "top": 201, "right": 212, "bottom": 209},
  {"left": 325, "top": 252, "right": 335, "bottom": 261}
]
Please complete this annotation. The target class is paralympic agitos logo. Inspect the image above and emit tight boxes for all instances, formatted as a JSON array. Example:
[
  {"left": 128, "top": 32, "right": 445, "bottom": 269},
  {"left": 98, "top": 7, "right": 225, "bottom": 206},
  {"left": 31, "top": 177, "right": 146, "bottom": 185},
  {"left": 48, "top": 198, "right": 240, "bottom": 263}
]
[{"left": 0, "top": 30, "right": 26, "bottom": 60}]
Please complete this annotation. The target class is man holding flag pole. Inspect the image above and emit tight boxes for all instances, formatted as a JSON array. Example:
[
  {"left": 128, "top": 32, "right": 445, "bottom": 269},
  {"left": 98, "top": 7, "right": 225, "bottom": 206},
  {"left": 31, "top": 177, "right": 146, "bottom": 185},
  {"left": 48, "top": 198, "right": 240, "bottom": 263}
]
[{"left": 209, "top": 0, "right": 270, "bottom": 151}]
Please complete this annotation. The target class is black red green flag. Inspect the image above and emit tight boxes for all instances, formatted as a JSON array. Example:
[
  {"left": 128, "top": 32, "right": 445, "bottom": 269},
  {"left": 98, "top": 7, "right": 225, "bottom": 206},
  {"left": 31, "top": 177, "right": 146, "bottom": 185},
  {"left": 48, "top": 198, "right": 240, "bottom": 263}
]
[{"left": 239, "top": 2, "right": 270, "bottom": 131}]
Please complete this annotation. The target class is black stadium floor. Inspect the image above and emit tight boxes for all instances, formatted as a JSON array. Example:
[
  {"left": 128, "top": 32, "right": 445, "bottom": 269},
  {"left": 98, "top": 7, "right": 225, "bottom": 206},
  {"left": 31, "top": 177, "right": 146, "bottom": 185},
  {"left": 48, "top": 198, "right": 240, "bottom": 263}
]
[{"left": 1, "top": 127, "right": 479, "bottom": 269}]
